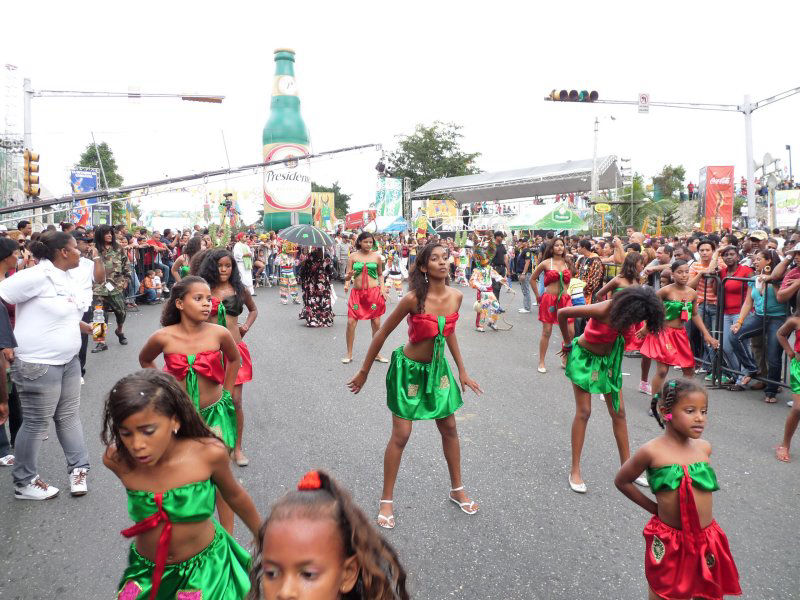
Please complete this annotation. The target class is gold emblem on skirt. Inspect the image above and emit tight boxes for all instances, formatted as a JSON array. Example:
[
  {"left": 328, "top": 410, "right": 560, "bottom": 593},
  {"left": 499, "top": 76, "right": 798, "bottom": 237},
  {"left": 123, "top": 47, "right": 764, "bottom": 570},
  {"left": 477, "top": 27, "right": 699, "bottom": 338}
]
[
  {"left": 407, "top": 383, "right": 419, "bottom": 397},
  {"left": 651, "top": 536, "right": 665, "bottom": 563},
  {"left": 705, "top": 551, "right": 716, "bottom": 569},
  {"left": 440, "top": 375, "right": 450, "bottom": 389}
]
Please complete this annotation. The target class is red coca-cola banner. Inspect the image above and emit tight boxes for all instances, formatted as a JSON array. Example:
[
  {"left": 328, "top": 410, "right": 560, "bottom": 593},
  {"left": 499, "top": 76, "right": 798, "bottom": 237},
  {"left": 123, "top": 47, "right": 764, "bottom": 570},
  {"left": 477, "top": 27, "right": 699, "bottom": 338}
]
[
  {"left": 702, "top": 166, "right": 734, "bottom": 232},
  {"left": 345, "top": 210, "right": 376, "bottom": 230}
]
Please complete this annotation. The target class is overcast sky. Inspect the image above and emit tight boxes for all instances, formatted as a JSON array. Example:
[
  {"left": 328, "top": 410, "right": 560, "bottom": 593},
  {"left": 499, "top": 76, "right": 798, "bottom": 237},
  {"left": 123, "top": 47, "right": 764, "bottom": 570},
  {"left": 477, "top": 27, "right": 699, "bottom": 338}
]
[{"left": 2, "top": 0, "right": 798, "bottom": 215}]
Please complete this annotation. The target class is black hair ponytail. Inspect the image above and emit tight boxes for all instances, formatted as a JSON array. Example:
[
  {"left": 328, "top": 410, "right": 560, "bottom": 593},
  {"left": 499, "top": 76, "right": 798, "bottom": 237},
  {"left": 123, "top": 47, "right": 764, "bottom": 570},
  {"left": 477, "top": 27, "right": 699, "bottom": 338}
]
[
  {"left": 249, "top": 470, "right": 410, "bottom": 600},
  {"left": 651, "top": 378, "right": 706, "bottom": 428}
]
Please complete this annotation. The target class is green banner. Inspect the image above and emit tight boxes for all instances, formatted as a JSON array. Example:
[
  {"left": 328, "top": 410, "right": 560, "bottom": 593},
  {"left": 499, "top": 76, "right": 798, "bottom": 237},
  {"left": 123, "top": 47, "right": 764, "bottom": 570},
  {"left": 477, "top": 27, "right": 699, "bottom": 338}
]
[{"left": 376, "top": 177, "right": 403, "bottom": 216}]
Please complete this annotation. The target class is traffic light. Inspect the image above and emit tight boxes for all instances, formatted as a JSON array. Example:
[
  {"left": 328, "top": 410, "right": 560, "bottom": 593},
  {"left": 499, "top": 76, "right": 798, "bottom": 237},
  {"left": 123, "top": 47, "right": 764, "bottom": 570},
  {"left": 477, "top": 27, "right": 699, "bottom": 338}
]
[
  {"left": 548, "top": 89, "right": 599, "bottom": 102},
  {"left": 23, "top": 149, "right": 40, "bottom": 198}
]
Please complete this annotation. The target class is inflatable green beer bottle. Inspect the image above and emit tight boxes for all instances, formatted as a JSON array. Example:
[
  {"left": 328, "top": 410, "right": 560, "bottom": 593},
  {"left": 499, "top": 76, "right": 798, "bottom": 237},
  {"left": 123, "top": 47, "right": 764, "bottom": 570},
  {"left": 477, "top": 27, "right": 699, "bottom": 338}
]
[{"left": 262, "top": 48, "right": 312, "bottom": 232}]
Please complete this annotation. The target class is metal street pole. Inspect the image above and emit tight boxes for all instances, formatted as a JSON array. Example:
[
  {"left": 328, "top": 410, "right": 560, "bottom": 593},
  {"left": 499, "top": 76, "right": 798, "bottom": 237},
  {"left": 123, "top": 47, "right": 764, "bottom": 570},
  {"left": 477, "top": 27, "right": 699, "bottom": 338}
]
[
  {"left": 22, "top": 78, "right": 45, "bottom": 225},
  {"left": 787, "top": 144, "right": 793, "bottom": 182},
  {"left": 743, "top": 95, "right": 756, "bottom": 228},
  {"left": 591, "top": 117, "right": 599, "bottom": 203}
]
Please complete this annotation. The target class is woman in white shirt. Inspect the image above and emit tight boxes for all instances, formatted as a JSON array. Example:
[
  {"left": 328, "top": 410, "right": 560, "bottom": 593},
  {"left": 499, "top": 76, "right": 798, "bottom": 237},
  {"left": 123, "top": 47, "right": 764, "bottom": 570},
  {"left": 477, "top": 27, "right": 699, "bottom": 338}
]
[{"left": 0, "top": 231, "right": 91, "bottom": 500}]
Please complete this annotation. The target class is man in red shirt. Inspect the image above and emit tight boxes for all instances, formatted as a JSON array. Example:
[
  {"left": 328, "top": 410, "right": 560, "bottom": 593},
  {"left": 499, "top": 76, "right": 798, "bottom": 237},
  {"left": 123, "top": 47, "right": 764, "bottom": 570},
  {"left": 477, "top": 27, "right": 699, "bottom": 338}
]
[
  {"left": 718, "top": 245, "right": 754, "bottom": 387},
  {"left": 145, "top": 231, "right": 171, "bottom": 292}
]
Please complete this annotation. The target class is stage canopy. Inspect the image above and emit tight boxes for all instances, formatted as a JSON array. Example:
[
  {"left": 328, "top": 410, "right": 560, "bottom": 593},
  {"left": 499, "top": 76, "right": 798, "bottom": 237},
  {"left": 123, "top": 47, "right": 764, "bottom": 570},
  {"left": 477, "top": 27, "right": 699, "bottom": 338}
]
[{"left": 411, "top": 156, "right": 621, "bottom": 204}]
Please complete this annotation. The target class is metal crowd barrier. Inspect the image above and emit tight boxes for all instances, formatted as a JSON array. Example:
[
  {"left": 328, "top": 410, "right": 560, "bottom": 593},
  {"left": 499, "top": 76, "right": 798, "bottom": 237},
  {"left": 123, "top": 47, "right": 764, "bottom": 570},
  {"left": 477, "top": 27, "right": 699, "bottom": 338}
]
[{"left": 697, "top": 272, "right": 790, "bottom": 392}]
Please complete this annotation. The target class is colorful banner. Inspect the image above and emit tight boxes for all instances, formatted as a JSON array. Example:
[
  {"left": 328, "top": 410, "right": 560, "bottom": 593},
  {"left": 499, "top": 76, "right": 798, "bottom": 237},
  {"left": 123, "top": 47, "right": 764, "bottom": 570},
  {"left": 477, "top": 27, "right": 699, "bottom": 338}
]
[
  {"left": 70, "top": 168, "right": 99, "bottom": 227},
  {"left": 775, "top": 189, "right": 800, "bottom": 227},
  {"left": 375, "top": 177, "right": 403, "bottom": 216},
  {"left": 699, "top": 166, "right": 734, "bottom": 232},
  {"left": 425, "top": 199, "right": 458, "bottom": 219},
  {"left": 345, "top": 210, "right": 375, "bottom": 230},
  {"left": 312, "top": 191, "right": 335, "bottom": 231},
  {"left": 91, "top": 205, "right": 111, "bottom": 226}
]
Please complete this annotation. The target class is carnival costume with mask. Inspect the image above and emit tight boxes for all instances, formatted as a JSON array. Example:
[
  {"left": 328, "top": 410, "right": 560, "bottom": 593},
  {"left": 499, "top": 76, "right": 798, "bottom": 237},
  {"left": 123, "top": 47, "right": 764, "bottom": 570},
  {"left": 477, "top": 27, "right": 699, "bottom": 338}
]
[
  {"left": 469, "top": 243, "right": 505, "bottom": 332},
  {"left": 275, "top": 242, "right": 300, "bottom": 305},
  {"left": 383, "top": 247, "right": 407, "bottom": 302}
]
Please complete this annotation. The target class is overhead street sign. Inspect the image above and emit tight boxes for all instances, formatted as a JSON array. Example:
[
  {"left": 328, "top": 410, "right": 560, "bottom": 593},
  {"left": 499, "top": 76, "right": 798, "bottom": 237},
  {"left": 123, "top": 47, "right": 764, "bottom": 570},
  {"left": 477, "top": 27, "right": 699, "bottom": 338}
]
[{"left": 638, "top": 92, "right": 650, "bottom": 113}]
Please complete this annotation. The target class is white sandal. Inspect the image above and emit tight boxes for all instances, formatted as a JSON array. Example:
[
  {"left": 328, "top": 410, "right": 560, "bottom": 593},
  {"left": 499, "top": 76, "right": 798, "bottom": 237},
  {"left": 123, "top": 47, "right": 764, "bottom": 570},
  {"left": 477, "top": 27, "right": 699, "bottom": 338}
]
[
  {"left": 569, "top": 476, "right": 587, "bottom": 493},
  {"left": 0, "top": 454, "right": 14, "bottom": 466},
  {"left": 449, "top": 486, "right": 478, "bottom": 514},
  {"left": 377, "top": 499, "right": 395, "bottom": 529}
]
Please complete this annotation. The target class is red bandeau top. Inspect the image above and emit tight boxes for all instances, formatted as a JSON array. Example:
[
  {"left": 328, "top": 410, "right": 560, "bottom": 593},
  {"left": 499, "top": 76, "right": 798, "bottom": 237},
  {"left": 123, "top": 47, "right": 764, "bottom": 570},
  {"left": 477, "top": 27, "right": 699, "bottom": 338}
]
[
  {"left": 407, "top": 313, "right": 459, "bottom": 343},
  {"left": 581, "top": 318, "right": 619, "bottom": 345},
  {"left": 163, "top": 350, "right": 225, "bottom": 384},
  {"left": 543, "top": 269, "right": 571, "bottom": 286}
]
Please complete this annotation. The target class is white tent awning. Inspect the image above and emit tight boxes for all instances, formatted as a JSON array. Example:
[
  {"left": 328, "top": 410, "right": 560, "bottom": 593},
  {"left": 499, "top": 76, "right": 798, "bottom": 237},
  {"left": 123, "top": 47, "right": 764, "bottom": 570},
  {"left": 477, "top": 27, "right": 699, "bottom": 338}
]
[{"left": 412, "top": 156, "right": 621, "bottom": 204}]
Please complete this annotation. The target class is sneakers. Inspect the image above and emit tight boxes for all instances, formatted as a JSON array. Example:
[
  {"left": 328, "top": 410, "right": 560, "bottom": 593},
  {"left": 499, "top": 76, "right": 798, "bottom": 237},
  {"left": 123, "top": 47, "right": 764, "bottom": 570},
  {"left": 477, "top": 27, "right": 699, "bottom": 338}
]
[
  {"left": 69, "top": 468, "right": 88, "bottom": 496},
  {"left": 638, "top": 381, "right": 652, "bottom": 395},
  {"left": 518, "top": 308, "right": 531, "bottom": 313},
  {"left": 15, "top": 476, "right": 59, "bottom": 500}
]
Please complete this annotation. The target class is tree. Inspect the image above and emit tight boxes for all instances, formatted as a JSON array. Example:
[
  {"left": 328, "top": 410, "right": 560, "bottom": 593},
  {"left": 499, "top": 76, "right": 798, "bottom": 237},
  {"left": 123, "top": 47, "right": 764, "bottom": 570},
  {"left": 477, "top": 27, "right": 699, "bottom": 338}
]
[
  {"left": 311, "top": 181, "right": 350, "bottom": 218},
  {"left": 652, "top": 164, "right": 686, "bottom": 201},
  {"left": 388, "top": 121, "right": 481, "bottom": 192},
  {"left": 74, "top": 141, "right": 137, "bottom": 225}
]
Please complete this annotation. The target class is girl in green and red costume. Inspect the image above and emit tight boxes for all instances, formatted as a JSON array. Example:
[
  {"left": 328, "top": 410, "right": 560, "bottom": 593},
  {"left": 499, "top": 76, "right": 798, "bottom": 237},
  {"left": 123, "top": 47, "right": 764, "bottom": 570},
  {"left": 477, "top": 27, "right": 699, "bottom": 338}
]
[
  {"left": 774, "top": 305, "right": 800, "bottom": 463},
  {"left": 615, "top": 378, "right": 741, "bottom": 600},
  {"left": 639, "top": 260, "right": 719, "bottom": 401},
  {"left": 198, "top": 249, "right": 258, "bottom": 469},
  {"left": 557, "top": 286, "right": 664, "bottom": 494},
  {"left": 531, "top": 237, "right": 574, "bottom": 372},
  {"left": 103, "top": 369, "right": 261, "bottom": 600},
  {"left": 139, "top": 276, "right": 241, "bottom": 533},
  {"left": 347, "top": 243, "right": 483, "bottom": 530},
  {"left": 249, "top": 469, "right": 410, "bottom": 600},
  {"left": 342, "top": 231, "right": 388, "bottom": 364}
]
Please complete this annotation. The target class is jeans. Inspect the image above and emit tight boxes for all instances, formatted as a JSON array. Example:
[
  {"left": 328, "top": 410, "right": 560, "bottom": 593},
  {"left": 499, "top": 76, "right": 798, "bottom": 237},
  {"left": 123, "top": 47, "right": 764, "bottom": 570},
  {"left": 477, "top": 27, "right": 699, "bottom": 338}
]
[
  {"left": 729, "top": 314, "right": 785, "bottom": 397},
  {"left": 721, "top": 313, "right": 753, "bottom": 384},
  {"left": 11, "top": 355, "right": 89, "bottom": 486},
  {"left": 153, "top": 261, "right": 170, "bottom": 289},
  {"left": 127, "top": 269, "right": 140, "bottom": 302},
  {"left": 538, "top": 272, "right": 545, "bottom": 295},
  {"left": 518, "top": 273, "right": 532, "bottom": 311},
  {"left": 0, "top": 383, "right": 22, "bottom": 456},
  {"left": 694, "top": 302, "right": 717, "bottom": 370},
  {"left": 139, "top": 288, "right": 158, "bottom": 303}
]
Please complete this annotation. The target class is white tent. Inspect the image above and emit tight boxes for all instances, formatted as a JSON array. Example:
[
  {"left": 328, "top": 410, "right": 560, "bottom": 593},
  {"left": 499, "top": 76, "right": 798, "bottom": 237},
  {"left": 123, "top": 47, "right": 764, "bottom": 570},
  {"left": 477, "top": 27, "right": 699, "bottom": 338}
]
[{"left": 412, "top": 156, "right": 621, "bottom": 203}]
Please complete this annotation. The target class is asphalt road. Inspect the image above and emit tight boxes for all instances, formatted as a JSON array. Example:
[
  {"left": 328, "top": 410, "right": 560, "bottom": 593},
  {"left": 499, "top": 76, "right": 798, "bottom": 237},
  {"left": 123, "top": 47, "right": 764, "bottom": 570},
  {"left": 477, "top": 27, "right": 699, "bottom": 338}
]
[{"left": 1, "top": 281, "right": 798, "bottom": 599}]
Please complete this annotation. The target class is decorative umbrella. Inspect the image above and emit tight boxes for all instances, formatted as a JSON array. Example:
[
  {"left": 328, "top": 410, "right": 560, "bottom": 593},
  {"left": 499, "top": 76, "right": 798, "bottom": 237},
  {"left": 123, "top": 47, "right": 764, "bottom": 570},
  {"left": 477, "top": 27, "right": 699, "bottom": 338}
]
[
  {"left": 277, "top": 224, "right": 335, "bottom": 248},
  {"left": 532, "top": 203, "right": 587, "bottom": 231}
]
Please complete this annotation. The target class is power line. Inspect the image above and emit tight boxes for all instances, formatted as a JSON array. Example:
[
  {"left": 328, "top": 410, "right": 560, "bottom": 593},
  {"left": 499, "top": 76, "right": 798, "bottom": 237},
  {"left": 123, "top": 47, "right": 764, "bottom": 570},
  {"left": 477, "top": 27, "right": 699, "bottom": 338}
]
[{"left": 0, "top": 142, "right": 381, "bottom": 215}]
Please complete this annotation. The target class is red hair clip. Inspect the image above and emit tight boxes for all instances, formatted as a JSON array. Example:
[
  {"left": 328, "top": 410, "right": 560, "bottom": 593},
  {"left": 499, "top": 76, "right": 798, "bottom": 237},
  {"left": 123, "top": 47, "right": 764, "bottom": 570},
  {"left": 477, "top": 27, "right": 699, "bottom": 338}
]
[{"left": 297, "top": 470, "right": 322, "bottom": 491}]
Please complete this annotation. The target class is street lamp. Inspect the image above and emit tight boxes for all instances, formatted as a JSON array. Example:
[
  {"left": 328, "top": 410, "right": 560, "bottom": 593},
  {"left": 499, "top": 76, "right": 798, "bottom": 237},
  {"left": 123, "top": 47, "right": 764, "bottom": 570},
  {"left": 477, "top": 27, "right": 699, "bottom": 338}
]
[{"left": 787, "top": 144, "right": 793, "bottom": 182}]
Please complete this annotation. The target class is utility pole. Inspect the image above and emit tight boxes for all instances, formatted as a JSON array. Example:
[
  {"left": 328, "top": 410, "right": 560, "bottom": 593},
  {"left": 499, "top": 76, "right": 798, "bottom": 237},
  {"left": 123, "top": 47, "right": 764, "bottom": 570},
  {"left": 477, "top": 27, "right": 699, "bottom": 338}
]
[{"left": 787, "top": 144, "right": 793, "bottom": 182}]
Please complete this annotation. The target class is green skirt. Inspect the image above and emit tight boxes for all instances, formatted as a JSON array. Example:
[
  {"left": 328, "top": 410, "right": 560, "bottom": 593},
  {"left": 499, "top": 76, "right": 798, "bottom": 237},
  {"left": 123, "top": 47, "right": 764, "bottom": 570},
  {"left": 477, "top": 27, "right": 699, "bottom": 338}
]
[
  {"left": 117, "top": 521, "right": 251, "bottom": 600},
  {"left": 386, "top": 346, "right": 462, "bottom": 420},
  {"left": 790, "top": 358, "right": 800, "bottom": 394},
  {"left": 564, "top": 335, "right": 625, "bottom": 412},
  {"left": 200, "top": 390, "right": 237, "bottom": 449}
]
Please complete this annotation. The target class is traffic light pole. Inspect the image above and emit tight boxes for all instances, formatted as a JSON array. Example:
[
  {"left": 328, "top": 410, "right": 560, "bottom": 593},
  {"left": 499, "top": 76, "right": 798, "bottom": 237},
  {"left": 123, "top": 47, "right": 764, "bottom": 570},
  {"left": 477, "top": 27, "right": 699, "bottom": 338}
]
[
  {"left": 546, "top": 85, "right": 800, "bottom": 228},
  {"left": 22, "top": 79, "right": 44, "bottom": 225},
  {"left": 20, "top": 79, "right": 226, "bottom": 229}
]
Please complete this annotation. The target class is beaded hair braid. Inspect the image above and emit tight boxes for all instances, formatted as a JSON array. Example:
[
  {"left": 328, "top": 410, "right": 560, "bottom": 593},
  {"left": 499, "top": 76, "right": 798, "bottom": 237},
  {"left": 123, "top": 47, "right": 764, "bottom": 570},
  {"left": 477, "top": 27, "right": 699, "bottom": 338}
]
[{"left": 650, "top": 378, "right": 706, "bottom": 428}]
